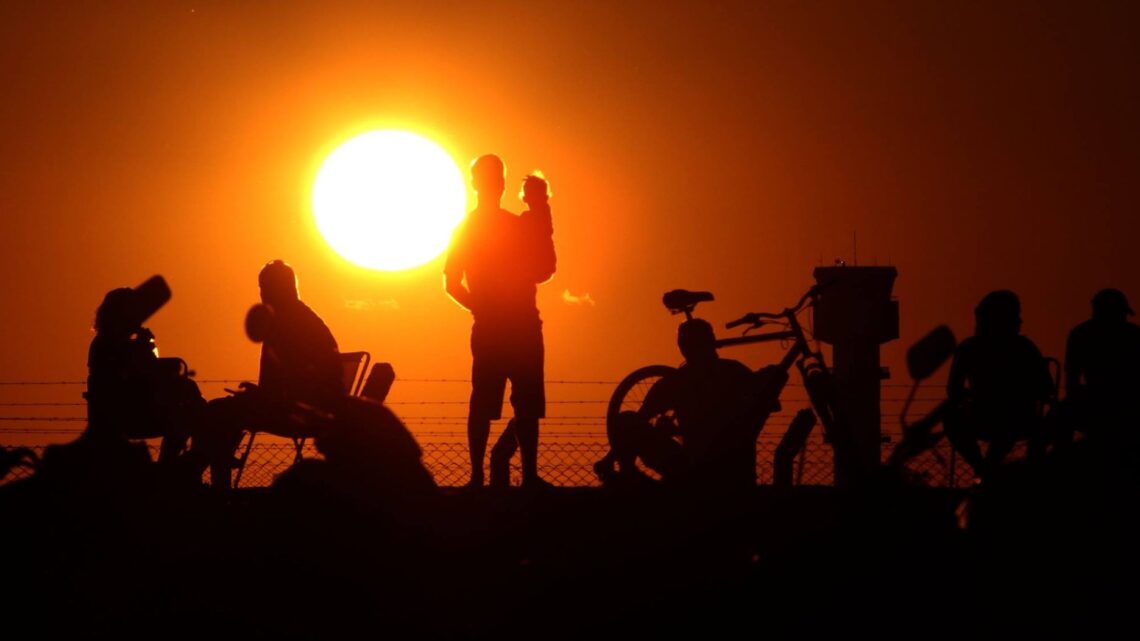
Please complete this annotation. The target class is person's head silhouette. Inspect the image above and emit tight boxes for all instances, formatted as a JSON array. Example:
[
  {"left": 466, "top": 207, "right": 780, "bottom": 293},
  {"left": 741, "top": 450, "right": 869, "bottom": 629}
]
[
  {"left": 471, "top": 154, "right": 505, "bottom": 205},
  {"left": 94, "top": 288, "right": 140, "bottom": 337},
  {"left": 520, "top": 173, "right": 550, "bottom": 207},
  {"left": 259, "top": 260, "right": 299, "bottom": 309},
  {"left": 678, "top": 318, "right": 718, "bottom": 365},
  {"left": 1091, "top": 288, "right": 1134, "bottom": 322},
  {"left": 975, "top": 290, "right": 1022, "bottom": 337}
]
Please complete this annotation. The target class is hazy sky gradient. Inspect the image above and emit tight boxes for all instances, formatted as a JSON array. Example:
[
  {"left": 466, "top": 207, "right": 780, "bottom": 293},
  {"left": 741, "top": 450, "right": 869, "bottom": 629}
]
[{"left": 1, "top": 2, "right": 1136, "bottom": 411}]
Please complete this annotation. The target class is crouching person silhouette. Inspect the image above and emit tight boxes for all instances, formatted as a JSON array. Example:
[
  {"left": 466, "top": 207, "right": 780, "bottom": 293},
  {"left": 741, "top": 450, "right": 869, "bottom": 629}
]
[
  {"left": 206, "top": 260, "right": 345, "bottom": 488},
  {"left": 596, "top": 319, "right": 783, "bottom": 493}
]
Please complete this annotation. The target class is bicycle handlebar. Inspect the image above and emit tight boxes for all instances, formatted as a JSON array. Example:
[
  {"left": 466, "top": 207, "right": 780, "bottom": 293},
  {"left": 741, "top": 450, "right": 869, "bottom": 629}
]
[
  {"left": 724, "top": 285, "right": 820, "bottom": 330},
  {"left": 725, "top": 313, "right": 764, "bottom": 329}
]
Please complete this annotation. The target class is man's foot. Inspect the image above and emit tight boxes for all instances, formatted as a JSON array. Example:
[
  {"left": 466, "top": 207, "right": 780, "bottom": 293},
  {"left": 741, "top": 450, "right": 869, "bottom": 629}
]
[
  {"left": 489, "top": 468, "right": 511, "bottom": 488},
  {"left": 489, "top": 457, "right": 512, "bottom": 488},
  {"left": 521, "top": 476, "right": 555, "bottom": 491},
  {"left": 465, "top": 473, "right": 485, "bottom": 489}
]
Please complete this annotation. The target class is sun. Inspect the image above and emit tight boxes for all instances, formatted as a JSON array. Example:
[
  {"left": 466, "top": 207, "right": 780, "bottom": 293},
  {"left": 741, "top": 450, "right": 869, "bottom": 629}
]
[{"left": 312, "top": 130, "right": 467, "bottom": 271}]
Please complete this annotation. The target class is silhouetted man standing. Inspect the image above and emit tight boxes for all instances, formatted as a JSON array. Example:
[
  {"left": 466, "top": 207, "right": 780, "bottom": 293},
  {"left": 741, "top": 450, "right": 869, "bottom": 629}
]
[
  {"left": 445, "top": 155, "right": 556, "bottom": 488},
  {"left": 1065, "top": 288, "right": 1140, "bottom": 441}
]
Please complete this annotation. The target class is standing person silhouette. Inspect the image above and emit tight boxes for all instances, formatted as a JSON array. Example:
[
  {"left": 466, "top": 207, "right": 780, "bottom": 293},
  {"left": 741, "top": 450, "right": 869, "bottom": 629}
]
[
  {"left": 444, "top": 156, "right": 556, "bottom": 488},
  {"left": 1064, "top": 288, "right": 1140, "bottom": 443}
]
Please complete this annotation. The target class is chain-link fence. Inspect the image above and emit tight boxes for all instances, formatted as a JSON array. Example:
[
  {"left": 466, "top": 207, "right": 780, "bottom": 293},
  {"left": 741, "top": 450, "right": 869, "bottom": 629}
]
[
  {"left": 0, "top": 376, "right": 979, "bottom": 488},
  {"left": 2, "top": 434, "right": 980, "bottom": 488}
]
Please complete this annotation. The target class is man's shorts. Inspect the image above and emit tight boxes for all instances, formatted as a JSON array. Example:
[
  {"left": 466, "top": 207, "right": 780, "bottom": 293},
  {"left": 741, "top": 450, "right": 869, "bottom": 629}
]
[{"left": 469, "top": 322, "right": 545, "bottom": 422}]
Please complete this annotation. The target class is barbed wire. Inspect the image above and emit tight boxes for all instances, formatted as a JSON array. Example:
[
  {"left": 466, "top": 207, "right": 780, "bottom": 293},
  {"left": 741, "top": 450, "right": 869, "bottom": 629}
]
[
  {"left": 0, "top": 381, "right": 86, "bottom": 386},
  {"left": 0, "top": 402, "right": 86, "bottom": 407},
  {"left": 0, "top": 378, "right": 947, "bottom": 388},
  {"left": 0, "top": 428, "right": 85, "bottom": 434},
  {"left": 0, "top": 417, "right": 86, "bottom": 422}
]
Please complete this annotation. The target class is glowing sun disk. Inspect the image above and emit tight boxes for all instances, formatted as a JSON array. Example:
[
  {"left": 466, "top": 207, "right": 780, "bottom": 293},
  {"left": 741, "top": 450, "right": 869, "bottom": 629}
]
[{"left": 312, "top": 130, "right": 466, "bottom": 271}]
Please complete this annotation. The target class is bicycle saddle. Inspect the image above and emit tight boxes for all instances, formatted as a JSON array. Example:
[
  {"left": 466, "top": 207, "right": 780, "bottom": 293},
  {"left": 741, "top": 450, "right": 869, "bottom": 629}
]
[{"left": 663, "top": 289, "right": 714, "bottom": 314}]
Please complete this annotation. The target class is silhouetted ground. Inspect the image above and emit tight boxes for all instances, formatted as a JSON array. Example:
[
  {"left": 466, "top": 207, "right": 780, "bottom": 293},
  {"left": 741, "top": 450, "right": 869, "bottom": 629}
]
[{"left": 2, "top": 467, "right": 1136, "bottom": 638}]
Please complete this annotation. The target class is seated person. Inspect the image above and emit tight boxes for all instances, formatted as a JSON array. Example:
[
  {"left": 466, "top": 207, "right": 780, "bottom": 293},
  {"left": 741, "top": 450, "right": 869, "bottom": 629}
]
[
  {"left": 1063, "top": 288, "right": 1140, "bottom": 444},
  {"left": 206, "top": 260, "right": 344, "bottom": 486},
  {"left": 596, "top": 319, "right": 784, "bottom": 490},
  {"left": 945, "top": 290, "right": 1054, "bottom": 479},
  {"left": 86, "top": 286, "right": 206, "bottom": 466}
]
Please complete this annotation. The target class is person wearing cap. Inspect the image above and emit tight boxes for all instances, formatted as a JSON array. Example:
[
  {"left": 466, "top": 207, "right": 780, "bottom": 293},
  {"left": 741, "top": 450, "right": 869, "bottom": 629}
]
[
  {"left": 944, "top": 291, "right": 1055, "bottom": 480},
  {"left": 1064, "top": 288, "right": 1140, "bottom": 441},
  {"left": 444, "top": 155, "right": 556, "bottom": 488}
]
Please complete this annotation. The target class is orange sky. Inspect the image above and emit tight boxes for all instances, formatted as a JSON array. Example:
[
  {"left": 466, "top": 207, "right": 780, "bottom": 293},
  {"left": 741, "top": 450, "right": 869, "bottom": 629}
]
[{"left": 1, "top": 2, "right": 1137, "bottom": 439}]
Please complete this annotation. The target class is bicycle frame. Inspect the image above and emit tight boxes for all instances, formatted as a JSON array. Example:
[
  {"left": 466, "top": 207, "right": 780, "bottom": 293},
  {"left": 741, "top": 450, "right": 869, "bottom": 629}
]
[
  {"left": 720, "top": 289, "right": 857, "bottom": 479},
  {"left": 717, "top": 294, "right": 842, "bottom": 454},
  {"left": 600, "top": 286, "right": 846, "bottom": 486}
]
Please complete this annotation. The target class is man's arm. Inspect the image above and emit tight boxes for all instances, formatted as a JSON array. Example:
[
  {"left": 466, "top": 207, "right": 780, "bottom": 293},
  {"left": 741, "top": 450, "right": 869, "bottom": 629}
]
[
  {"left": 520, "top": 205, "right": 556, "bottom": 284},
  {"left": 637, "top": 374, "right": 677, "bottom": 428},
  {"left": 443, "top": 271, "right": 474, "bottom": 312},
  {"left": 443, "top": 225, "right": 474, "bottom": 312},
  {"left": 1028, "top": 342, "right": 1057, "bottom": 401},
  {"left": 946, "top": 344, "right": 969, "bottom": 403}
]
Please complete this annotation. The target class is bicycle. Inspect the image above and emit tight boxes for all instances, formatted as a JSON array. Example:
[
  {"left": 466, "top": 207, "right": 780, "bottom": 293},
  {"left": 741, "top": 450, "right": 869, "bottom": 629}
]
[{"left": 599, "top": 285, "right": 847, "bottom": 486}]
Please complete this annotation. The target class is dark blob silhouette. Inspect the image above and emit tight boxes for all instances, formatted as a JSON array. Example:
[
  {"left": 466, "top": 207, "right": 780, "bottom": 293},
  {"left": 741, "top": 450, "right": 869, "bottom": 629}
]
[
  {"left": 207, "top": 260, "right": 344, "bottom": 488},
  {"left": 1063, "top": 288, "right": 1140, "bottom": 444},
  {"left": 85, "top": 277, "right": 207, "bottom": 472},
  {"left": 944, "top": 290, "right": 1055, "bottom": 479},
  {"left": 444, "top": 156, "right": 556, "bottom": 488},
  {"left": 273, "top": 397, "right": 437, "bottom": 507}
]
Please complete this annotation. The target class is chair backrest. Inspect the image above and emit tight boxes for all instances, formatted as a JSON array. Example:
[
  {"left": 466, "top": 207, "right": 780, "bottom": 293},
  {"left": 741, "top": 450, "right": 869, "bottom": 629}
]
[
  {"left": 339, "top": 351, "right": 371, "bottom": 397},
  {"left": 361, "top": 362, "right": 396, "bottom": 402}
]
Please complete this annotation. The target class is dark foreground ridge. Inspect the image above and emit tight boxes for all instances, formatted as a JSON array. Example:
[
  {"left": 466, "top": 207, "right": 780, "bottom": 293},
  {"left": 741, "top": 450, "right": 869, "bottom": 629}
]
[{"left": 2, "top": 464, "right": 1138, "bottom": 638}]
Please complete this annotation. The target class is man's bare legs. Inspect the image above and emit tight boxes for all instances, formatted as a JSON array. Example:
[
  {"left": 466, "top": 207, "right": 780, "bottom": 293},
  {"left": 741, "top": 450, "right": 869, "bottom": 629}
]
[
  {"left": 468, "top": 415, "right": 491, "bottom": 486},
  {"left": 514, "top": 416, "right": 540, "bottom": 485}
]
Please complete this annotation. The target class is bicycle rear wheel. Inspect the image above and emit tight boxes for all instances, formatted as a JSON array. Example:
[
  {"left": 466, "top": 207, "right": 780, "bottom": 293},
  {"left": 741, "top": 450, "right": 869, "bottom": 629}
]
[{"left": 607, "top": 364, "right": 677, "bottom": 421}]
